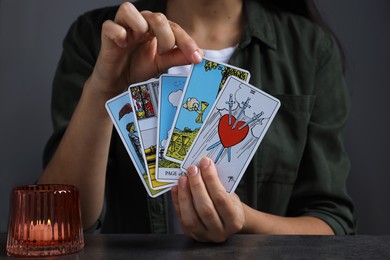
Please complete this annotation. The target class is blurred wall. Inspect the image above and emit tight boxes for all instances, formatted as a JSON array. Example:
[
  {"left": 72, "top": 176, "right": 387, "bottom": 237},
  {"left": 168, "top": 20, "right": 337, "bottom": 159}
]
[{"left": 1, "top": 0, "right": 389, "bottom": 234}]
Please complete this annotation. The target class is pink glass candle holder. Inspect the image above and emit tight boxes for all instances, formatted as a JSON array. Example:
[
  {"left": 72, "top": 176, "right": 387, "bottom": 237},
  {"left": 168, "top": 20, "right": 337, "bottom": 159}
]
[{"left": 6, "top": 184, "right": 84, "bottom": 256}]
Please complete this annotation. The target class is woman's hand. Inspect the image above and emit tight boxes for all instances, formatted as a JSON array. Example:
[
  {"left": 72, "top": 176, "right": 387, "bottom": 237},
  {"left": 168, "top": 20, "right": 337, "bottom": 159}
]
[
  {"left": 90, "top": 2, "right": 203, "bottom": 95},
  {"left": 171, "top": 157, "right": 245, "bottom": 243}
]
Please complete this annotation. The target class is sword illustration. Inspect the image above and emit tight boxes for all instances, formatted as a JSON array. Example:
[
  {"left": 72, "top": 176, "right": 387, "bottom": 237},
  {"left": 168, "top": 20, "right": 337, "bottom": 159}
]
[
  {"left": 225, "top": 94, "right": 235, "bottom": 125},
  {"left": 238, "top": 111, "right": 264, "bottom": 130},
  {"left": 232, "top": 97, "right": 251, "bottom": 129}
]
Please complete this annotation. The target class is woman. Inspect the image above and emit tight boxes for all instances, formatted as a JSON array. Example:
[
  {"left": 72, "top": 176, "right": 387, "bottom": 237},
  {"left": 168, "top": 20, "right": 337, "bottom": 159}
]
[{"left": 39, "top": 0, "right": 355, "bottom": 242}]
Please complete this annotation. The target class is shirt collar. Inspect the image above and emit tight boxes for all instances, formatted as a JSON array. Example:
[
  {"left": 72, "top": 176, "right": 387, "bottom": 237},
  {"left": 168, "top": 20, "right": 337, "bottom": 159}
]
[{"left": 243, "top": 0, "right": 277, "bottom": 50}]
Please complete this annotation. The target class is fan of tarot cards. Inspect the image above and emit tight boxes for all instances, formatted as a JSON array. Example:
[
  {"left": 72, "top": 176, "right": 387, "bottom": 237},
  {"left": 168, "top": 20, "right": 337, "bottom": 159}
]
[{"left": 105, "top": 58, "right": 280, "bottom": 197}]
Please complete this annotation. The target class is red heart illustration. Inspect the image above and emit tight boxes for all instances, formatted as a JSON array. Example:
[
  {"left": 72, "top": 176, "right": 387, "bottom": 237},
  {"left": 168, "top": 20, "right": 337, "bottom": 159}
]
[{"left": 218, "top": 114, "right": 249, "bottom": 148}]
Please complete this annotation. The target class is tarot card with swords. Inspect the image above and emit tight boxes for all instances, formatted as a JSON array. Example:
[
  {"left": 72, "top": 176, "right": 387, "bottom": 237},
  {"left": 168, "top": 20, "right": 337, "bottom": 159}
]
[{"left": 181, "top": 76, "right": 280, "bottom": 194}]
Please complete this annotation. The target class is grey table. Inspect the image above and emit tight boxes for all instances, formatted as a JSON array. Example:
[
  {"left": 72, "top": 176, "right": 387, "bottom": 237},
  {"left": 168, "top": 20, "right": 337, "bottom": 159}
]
[{"left": 1, "top": 234, "right": 390, "bottom": 259}]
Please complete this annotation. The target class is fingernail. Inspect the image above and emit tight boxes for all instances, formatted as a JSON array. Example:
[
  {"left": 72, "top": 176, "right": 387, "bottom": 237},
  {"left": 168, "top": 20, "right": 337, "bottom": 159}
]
[
  {"left": 192, "top": 50, "right": 203, "bottom": 63},
  {"left": 199, "top": 157, "right": 211, "bottom": 170},
  {"left": 187, "top": 165, "right": 199, "bottom": 176},
  {"left": 179, "top": 176, "right": 188, "bottom": 189}
]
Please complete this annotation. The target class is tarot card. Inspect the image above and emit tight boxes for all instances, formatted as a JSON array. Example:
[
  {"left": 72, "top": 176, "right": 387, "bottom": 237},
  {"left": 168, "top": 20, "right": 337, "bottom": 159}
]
[
  {"left": 105, "top": 92, "right": 170, "bottom": 197},
  {"left": 128, "top": 78, "right": 176, "bottom": 190},
  {"left": 181, "top": 76, "right": 280, "bottom": 194},
  {"left": 156, "top": 74, "right": 187, "bottom": 182},
  {"left": 164, "top": 58, "right": 251, "bottom": 164}
]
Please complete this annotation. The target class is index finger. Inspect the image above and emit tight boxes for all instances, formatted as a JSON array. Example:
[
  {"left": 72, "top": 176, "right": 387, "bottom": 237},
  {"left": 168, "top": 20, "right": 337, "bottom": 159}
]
[
  {"left": 169, "top": 21, "right": 203, "bottom": 64},
  {"left": 114, "top": 2, "right": 149, "bottom": 37}
]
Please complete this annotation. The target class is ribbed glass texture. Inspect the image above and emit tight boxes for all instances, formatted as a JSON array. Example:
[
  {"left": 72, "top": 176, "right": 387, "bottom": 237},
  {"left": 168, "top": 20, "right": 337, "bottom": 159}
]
[{"left": 6, "top": 184, "right": 84, "bottom": 256}]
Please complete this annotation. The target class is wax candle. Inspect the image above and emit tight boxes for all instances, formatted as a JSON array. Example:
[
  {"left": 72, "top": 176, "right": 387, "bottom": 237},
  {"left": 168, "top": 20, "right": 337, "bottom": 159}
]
[{"left": 29, "top": 219, "right": 52, "bottom": 241}]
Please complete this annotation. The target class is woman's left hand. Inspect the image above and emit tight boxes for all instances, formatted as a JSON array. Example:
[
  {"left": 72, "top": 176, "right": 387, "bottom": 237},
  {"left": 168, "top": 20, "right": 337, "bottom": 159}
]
[{"left": 171, "top": 157, "right": 245, "bottom": 243}]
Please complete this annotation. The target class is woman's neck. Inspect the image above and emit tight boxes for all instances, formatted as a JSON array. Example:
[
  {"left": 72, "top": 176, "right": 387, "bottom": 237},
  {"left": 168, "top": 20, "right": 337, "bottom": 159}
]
[{"left": 166, "top": 0, "right": 245, "bottom": 50}]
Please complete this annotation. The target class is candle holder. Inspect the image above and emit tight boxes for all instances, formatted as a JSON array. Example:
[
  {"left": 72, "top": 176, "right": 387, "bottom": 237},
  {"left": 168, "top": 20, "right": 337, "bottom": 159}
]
[{"left": 6, "top": 184, "right": 84, "bottom": 256}]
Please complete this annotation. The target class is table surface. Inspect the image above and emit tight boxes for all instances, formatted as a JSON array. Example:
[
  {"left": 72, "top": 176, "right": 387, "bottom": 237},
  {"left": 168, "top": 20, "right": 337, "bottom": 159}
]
[{"left": 1, "top": 233, "right": 390, "bottom": 259}]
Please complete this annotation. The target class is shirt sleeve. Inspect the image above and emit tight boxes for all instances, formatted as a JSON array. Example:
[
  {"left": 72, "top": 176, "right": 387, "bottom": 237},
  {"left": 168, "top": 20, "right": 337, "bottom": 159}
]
[
  {"left": 42, "top": 9, "right": 116, "bottom": 233},
  {"left": 287, "top": 30, "right": 356, "bottom": 235},
  {"left": 43, "top": 9, "right": 112, "bottom": 167}
]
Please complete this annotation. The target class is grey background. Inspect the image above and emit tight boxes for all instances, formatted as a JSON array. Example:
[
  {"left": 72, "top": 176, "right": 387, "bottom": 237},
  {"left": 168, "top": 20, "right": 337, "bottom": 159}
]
[{"left": 0, "top": 1, "right": 389, "bottom": 234}]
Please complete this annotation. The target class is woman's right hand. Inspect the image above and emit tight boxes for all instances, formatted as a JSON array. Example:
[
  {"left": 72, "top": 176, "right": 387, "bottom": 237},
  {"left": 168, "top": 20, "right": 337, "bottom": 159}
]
[{"left": 90, "top": 2, "right": 203, "bottom": 95}]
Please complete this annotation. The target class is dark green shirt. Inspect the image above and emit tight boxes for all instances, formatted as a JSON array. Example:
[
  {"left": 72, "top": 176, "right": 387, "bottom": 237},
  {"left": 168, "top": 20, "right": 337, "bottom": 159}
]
[{"left": 44, "top": 0, "right": 355, "bottom": 235}]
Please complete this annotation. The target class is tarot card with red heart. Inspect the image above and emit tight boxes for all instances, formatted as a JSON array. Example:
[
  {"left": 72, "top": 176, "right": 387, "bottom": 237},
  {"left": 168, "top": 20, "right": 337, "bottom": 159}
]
[{"left": 181, "top": 76, "right": 280, "bottom": 194}]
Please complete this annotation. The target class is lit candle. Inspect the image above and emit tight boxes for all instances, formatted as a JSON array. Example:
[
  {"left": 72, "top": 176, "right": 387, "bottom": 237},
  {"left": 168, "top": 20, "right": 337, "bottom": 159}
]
[{"left": 28, "top": 219, "right": 52, "bottom": 242}]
